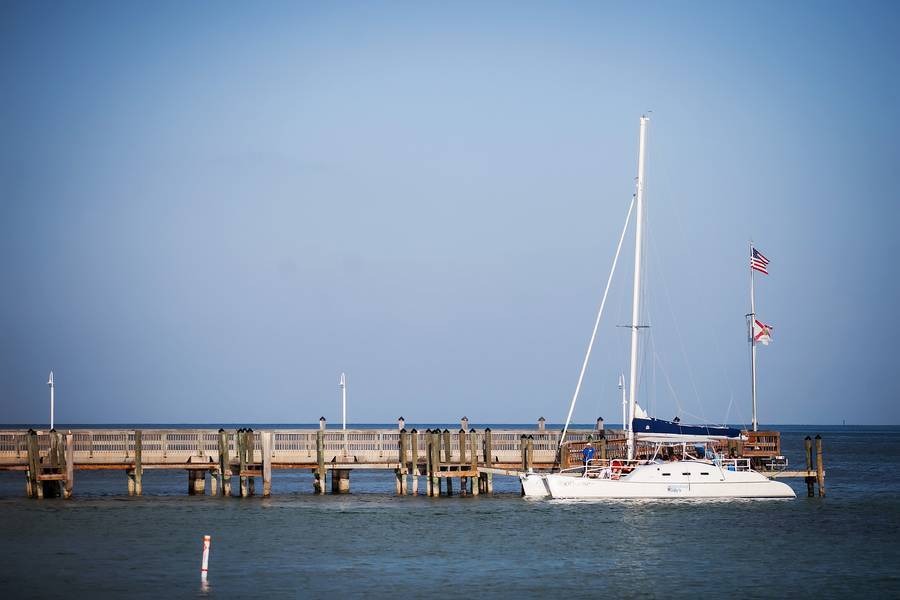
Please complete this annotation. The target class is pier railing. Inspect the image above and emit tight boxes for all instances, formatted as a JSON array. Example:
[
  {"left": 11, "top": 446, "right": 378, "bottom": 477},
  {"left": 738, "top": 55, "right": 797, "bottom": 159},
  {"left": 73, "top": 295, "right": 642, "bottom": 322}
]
[{"left": 0, "top": 428, "right": 613, "bottom": 467}]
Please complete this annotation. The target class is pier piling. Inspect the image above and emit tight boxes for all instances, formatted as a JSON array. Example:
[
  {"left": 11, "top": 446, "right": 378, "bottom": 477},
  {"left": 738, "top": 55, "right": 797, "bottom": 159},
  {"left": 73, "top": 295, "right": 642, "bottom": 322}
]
[
  {"left": 482, "top": 428, "right": 493, "bottom": 494},
  {"left": 410, "top": 429, "right": 419, "bottom": 495},
  {"left": 442, "top": 429, "right": 452, "bottom": 496},
  {"left": 218, "top": 429, "right": 230, "bottom": 497},
  {"left": 238, "top": 430, "right": 249, "bottom": 497},
  {"left": 315, "top": 429, "right": 326, "bottom": 494},
  {"left": 64, "top": 432, "right": 74, "bottom": 498},
  {"left": 804, "top": 436, "right": 814, "bottom": 497},
  {"left": 26, "top": 430, "right": 42, "bottom": 499},
  {"left": 397, "top": 428, "right": 408, "bottom": 495},
  {"left": 134, "top": 430, "right": 143, "bottom": 496},
  {"left": 520, "top": 435, "right": 529, "bottom": 471},
  {"left": 425, "top": 430, "right": 433, "bottom": 496},
  {"left": 262, "top": 431, "right": 272, "bottom": 497},
  {"left": 469, "top": 429, "right": 479, "bottom": 496},
  {"left": 459, "top": 428, "right": 467, "bottom": 496},
  {"left": 332, "top": 468, "right": 350, "bottom": 493},
  {"left": 431, "top": 430, "right": 441, "bottom": 496},
  {"left": 815, "top": 435, "right": 826, "bottom": 497}
]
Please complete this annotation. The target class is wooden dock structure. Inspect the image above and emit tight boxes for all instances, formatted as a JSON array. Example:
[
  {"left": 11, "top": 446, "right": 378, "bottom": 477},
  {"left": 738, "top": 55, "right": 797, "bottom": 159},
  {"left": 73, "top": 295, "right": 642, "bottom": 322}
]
[{"left": 0, "top": 419, "right": 826, "bottom": 498}]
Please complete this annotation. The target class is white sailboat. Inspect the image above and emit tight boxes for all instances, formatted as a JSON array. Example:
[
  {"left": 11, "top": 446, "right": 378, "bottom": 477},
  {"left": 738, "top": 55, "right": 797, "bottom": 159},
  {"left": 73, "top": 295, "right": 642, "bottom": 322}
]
[{"left": 530, "top": 116, "right": 794, "bottom": 500}]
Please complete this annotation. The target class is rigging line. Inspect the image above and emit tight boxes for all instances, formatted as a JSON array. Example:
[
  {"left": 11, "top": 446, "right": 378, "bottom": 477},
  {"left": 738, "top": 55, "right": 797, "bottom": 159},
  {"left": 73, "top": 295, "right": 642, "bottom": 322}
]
[
  {"left": 723, "top": 392, "right": 734, "bottom": 427},
  {"left": 646, "top": 218, "right": 707, "bottom": 421},
  {"left": 559, "top": 194, "right": 636, "bottom": 448},
  {"left": 651, "top": 348, "right": 684, "bottom": 416},
  {"left": 709, "top": 316, "right": 739, "bottom": 424}
]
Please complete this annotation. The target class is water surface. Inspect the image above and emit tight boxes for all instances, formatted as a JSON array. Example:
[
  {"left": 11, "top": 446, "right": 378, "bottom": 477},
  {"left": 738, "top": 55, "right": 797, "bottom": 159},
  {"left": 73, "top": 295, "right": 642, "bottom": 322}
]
[{"left": 1, "top": 426, "right": 898, "bottom": 598}]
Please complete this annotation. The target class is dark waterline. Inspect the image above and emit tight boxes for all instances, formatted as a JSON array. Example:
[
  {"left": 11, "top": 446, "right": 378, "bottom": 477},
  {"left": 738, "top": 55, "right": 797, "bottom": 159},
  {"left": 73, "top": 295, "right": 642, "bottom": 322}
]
[{"left": 1, "top": 426, "right": 898, "bottom": 598}]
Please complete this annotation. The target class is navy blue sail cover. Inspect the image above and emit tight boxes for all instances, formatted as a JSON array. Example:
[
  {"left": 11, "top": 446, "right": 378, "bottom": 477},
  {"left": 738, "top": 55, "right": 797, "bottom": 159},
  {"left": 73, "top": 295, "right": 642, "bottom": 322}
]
[{"left": 632, "top": 417, "right": 741, "bottom": 440}]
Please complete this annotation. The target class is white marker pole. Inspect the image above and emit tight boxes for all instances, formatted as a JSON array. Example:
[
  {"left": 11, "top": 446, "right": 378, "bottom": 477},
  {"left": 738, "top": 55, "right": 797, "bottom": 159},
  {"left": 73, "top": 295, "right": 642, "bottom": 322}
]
[
  {"left": 201, "top": 535, "right": 211, "bottom": 580},
  {"left": 48, "top": 371, "right": 55, "bottom": 430},
  {"left": 340, "top": 372, "right": 347, "bottom": 430}
]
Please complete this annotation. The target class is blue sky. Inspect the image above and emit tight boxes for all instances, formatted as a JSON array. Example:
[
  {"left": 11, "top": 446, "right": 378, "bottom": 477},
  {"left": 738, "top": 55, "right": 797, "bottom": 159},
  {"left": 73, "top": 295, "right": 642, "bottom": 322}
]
[{"left": 2, "top": 1, "right": 898, "bottom": 425}]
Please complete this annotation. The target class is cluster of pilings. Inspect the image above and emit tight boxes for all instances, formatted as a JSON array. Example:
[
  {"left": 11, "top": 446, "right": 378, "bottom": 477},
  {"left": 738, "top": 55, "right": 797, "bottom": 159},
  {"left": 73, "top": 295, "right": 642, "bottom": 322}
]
[
  {"left": 414, "top": 428, "right": 492, "bottom": 497},
  {"left": 24, "top": 429, "right": 73, "bottom": 499},
  {"left": 804, "top": 435, "right": 826, "bottom": 497}
]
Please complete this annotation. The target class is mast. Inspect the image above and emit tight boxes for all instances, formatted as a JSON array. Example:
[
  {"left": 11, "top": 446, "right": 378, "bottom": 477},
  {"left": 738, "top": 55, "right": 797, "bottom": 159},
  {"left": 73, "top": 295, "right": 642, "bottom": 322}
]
[
  {"left": 627, "top": 115, "right": 649, "bottom": 460},
  {"left": 619, "top": 373, "right": 626, "bottom": 432},
  {"left": 749, "top": 242, "right": 758, "bottom": 432}
]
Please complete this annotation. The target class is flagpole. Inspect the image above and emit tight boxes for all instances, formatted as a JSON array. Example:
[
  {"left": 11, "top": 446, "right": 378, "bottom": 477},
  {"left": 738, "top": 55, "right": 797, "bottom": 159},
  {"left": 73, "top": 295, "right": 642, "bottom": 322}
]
[{"left": 749, "top": 241, "right": 758, "bottom": 432}]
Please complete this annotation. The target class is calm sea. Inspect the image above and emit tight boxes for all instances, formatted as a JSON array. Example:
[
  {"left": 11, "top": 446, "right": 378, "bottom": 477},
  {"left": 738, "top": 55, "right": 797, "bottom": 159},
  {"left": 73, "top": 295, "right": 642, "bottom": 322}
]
[{"left": 1, "top": 425, "right": 898, "bottom": 599}]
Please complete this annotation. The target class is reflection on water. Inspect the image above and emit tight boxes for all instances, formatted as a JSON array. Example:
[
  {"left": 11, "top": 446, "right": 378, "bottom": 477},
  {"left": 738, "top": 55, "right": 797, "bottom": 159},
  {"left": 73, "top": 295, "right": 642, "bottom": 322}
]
[{"left": 0, "top": 427, "right": 898, "bottom": 598}]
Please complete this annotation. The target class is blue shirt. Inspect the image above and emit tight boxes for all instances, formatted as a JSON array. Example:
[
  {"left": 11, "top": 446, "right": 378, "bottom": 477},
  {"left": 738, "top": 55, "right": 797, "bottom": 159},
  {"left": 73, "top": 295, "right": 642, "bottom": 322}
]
[{"left": 582, "top": 446, "right": 595, "bottom": 463}]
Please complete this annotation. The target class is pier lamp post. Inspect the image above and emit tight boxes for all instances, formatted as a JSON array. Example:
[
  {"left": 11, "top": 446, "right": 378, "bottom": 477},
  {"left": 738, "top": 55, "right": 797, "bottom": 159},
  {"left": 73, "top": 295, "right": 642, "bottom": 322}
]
[
  {"left": 339, "top": 373, "right": 347, "bottom": 430},
  {"left": 48, "top": 371, "right": 55, "bottom": 430}
]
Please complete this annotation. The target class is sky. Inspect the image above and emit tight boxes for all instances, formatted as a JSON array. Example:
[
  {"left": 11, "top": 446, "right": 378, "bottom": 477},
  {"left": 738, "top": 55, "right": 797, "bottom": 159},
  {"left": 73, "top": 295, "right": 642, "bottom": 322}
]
[{"left": 1, "top": 1, "right": 898, "bottom": 425}]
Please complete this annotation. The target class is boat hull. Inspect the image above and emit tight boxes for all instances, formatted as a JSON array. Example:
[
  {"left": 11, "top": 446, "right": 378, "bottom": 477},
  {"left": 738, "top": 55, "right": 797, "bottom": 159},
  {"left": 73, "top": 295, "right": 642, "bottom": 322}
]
[{"left": 545, "top": 461, "right": 796, "bottom": 499}]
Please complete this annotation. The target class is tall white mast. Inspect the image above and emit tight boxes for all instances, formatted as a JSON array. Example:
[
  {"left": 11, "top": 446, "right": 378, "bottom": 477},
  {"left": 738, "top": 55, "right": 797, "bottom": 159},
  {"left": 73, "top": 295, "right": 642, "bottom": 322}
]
[
  {"left": 627, "top": 115, "right": 649, "bottom": 461},
  {"left": 340, "top": 372, "right": 347, "bottom": 430},
  {"left": 749, "top": 242, "right": 758, "bottom": 432},
  {"left": 619, "top": 373, "right": 626, "bottom": 431},
  {"left": 48, "top": 371, "right": 55, "bottom": 430}
]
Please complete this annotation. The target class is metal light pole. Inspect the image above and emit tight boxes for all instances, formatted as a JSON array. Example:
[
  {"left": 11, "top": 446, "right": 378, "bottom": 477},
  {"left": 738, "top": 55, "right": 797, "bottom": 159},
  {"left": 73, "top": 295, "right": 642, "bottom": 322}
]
[
  {"left": 48, "top": 371, "right": 55, "bottom": 430},
  {"left": 340, "top": 372, "right": 347, "bottom": 430}
]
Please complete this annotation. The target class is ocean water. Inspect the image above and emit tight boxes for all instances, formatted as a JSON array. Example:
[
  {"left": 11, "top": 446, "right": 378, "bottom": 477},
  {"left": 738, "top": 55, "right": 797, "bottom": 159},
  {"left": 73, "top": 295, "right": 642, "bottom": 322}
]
[{"left": 1, "top": 425, "right": 898, "bottom": 599}]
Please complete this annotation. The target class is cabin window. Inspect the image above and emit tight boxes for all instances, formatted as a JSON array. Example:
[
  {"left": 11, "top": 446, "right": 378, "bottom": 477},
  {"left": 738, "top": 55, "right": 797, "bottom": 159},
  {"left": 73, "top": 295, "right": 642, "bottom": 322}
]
[
  {"left": 682, "top": 473, "right": 690, "bottom": 476},
  {"left": 701, "top": 472, "right": 710, "bottom": 476},
  {"left": 662, "top": 473, "right": 671, "bottom": 476}
]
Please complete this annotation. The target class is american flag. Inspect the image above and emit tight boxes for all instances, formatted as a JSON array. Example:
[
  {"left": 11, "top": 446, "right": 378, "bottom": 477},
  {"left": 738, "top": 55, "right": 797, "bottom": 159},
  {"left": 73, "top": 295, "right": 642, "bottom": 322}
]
[{"left": 750, "top": 247, "right": 769, "bottom": 275}]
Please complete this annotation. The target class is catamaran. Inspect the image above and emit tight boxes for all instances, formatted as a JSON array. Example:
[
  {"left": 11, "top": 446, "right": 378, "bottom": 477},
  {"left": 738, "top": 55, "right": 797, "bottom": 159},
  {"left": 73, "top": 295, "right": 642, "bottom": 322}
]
[{"left": 523, "top": 116, "right": 795, "bottom": 500}]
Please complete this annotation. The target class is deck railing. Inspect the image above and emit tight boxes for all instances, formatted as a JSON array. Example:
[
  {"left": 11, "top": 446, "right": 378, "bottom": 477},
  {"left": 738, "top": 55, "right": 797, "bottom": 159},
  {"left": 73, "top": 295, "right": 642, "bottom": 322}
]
[{"left": 0, "top": 428, "right": 614, "bottom": 466}]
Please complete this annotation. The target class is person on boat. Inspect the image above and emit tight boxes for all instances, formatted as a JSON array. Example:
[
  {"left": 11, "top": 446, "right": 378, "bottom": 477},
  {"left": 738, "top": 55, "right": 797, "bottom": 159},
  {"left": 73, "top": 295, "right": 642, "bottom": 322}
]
[{"left": 582, "top": 443, "right": 595, "bottom": 466}]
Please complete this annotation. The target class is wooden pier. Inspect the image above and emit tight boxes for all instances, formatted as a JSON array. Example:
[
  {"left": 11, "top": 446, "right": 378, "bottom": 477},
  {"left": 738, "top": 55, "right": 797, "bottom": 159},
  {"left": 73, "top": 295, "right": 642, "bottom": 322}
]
[{"left": 0, "top": 419, "right": 826, "bottom": 498}]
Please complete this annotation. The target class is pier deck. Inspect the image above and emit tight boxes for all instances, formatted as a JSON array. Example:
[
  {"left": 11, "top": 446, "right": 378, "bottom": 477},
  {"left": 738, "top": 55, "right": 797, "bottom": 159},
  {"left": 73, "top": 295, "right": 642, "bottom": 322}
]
[{"left": 0, "top": 425, "right": 826, "bottom": 498}]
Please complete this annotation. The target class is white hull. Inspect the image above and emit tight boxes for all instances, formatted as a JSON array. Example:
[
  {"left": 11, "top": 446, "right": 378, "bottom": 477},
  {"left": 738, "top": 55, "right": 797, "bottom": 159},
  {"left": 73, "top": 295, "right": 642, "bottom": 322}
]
[{"left": 545, "top": 460, "right": 795, "bottom": 499}]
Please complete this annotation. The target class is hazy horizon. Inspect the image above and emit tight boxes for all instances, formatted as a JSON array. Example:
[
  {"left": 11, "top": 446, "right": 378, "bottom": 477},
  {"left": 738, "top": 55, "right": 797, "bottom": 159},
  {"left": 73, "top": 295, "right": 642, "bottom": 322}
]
[{"left": 2, "top": 2, "right": 898, "bottom": 426}]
